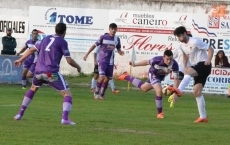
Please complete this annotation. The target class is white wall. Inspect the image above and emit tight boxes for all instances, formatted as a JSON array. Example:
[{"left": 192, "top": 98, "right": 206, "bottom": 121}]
[{"left": 0, "top": 0, "right": 229, "bottom": 77}]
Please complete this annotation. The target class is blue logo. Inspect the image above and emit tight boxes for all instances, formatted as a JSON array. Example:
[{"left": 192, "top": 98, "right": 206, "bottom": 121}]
[
  {"left": 44, "top": 8, "right": 93, "bottom": 25},
  {"left": 49, "top": 12, "right": 57, "bottom": 23},
  {"left": 45, "top": 8, "right": 57, "bottom": 21}
]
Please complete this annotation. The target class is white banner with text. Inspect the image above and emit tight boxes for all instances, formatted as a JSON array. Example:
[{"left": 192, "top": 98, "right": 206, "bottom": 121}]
[{"left": 0, "top": 15, "right": 28, "bottom": 38}]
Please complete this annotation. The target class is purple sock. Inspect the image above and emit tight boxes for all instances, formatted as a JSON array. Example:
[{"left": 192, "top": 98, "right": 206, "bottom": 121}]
[
  {"left": 22, "top": 76, "right": 26, "bottom": 86},
  {"left": 62, "top": 96, "right": 72, "bottom": 120},
  {"left": 95, "top": 82, "right": 102, "bottom": 95},
  {"left": 18, "top": 90, "right": 35, "bottom": 116},
  {"left": 125, "top": 76, "right": 143, "bottom": 89},
  {"left": 100, "top": 82, "right": 108, "bottom": 97},
  {"left": 155, "top": 96, "right": 163, "bottom": 114}
]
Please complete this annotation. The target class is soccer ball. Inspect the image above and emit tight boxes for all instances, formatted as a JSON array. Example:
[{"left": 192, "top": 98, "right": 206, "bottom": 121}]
[{"left": 162, "top": 84, "right": 173, "bottom": 96}]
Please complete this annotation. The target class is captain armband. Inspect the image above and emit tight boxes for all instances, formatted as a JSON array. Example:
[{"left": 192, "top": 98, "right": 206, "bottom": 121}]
[{"left": 172, "top": 71, "right": 179, "bottom": 79}]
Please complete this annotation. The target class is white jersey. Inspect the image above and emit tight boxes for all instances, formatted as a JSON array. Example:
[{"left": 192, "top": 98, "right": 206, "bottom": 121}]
[
  {"left": 179, "top": 37, "right": 209, "bottom": 66},
  {"left": 173, "top": 47, "right": 191, "bottom": 73},
  {"left": 94, "top": 45, "right": 114, "bottom": 65}
]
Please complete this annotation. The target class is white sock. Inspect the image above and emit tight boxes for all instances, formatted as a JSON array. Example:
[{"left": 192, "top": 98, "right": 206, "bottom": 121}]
[
  {"left": 178, "top": 75, "right": 192, "bottom": 92},
  {"left": 196, "top": 95, "right": 206, "bottom": 118},
  {"left": 109, "top": 79, "right": 115, "bottom": 91},
  {"left": 91, "top": 78, "right": 97, "bottom": 89}
]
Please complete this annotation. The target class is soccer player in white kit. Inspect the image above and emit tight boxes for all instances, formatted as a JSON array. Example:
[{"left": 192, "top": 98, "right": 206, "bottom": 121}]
[
  {"left": 168, "top": 34, "right": 192, "bottom": 107},
  {"left": 168, "top": 26, "right": 214, "bottom": 123}
]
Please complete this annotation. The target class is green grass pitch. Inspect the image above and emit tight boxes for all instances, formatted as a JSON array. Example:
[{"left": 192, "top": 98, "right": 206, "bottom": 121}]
[{"left": 0, "top": 75, "right": 229, "bottom": 145}]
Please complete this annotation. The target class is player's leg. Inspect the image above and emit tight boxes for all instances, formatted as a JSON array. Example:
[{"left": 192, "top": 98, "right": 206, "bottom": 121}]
[
  {"left": 99, "top": 65, "right": 116, "bottom": 99},
  {"left": 26, "top": 63, "right": 36, "bottom": 78},
  {"left": 168, "top": 65, "right": 199, "bottom": 96},
  {"left": 91, "top": 65, "right": 99, "bottom": 92},
  {"left": 117, "top": 72, "right": 145, "bottom": 90},
  {"left": 48, "top": 72, "right": 75, "bottom": 125},
  {"left": 169, "top": 71, "right": 183, "bottom": 107},
  {"left": 193, "top": 79, "right": 208, "bottom": 123},
  {"left": 21, "top": 60, "right": 32, "bottom": 89},
  {"left": 152, "top": 82, "right": 164, "bottom": 118},
  {"left": 14, "top": 76, "right": 42, "bottom": 120},
  {"left": 109, "top": 79, "right": 120, "bottom": 94},
  {"left": 94, "top": 63, "right": 107, "bottom": 99},
  {"left": 21, "top": 68, "right": 29, "bottom": 89},
  {"left": 117, "top": 72, "right": 154, "bottom": 92},
  {"left": 192, "top": 63, "right": 211, "bottom": 123},
  {"left": 99, "top": 76, "right": 109, "bottom": 100}
]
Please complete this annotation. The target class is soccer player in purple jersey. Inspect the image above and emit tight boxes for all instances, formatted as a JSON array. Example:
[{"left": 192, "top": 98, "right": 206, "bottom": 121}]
[
  {"left": 17, "top": 29, "right": 39, "bottom": 89},
  {"left": 90, "top": 44, "right": 120, "bottom": 94},
  {"left": 117, "top": 50, "right": 180, "bottom": 119},
  {"left": 13, "top": 23, "right": 81, "bottom": 125},
  {"left": 83, "top": 23, "right": 124, "bottom": 100}
]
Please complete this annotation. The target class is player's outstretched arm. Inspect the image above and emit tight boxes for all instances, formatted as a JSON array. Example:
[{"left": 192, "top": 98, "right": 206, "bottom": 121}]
[
  {"left": 182, "top": 52, "right": 188, "bottom": 71},
  {"left": 66, "top": 57, "right": 81, "bottom": 73},
  {"left": 16, "top": 46, "right": 27, "bottom": 56},
  {"left": 83, "top": 44, "right": 96, "bottom": 61},
  {"left": 130, "top": 60, "right": 148, "bottom": 67},
  {"left": 14, "top": 47, "right": 37, "bottom": 67}
]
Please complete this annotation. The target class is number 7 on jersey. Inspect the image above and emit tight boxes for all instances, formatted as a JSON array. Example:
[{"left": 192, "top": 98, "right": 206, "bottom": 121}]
[{"left": 45, "top": 37, "right": 55, "bottom": 51}]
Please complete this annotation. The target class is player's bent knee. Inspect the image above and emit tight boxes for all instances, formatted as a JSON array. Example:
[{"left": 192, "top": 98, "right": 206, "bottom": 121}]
[
  {"left": 26, "top": 73, "right": 33, "bottom": 78},
  {"left": 141, "top": 88, "right": 148, "bottom": 92},
  {"left": 60, "top": 89, "right": 72, "bottom": 97},
  {"left": 193, "top": 89, "right": 202, "bottom": 97},
  {"left": 22, "top": 71, "right": 28, "bottom": 76},
  {"left": 30, "top": 85, "right": 39, "bottom": 92},
  {"left": 193, "top": 84, "right": 203, "bottom": 97},
  {"left": 156, "top": 91, "right": 163, "bottom": 97},
  {"left": 186, "top": 68, "right": 198, "bottom": 77}
]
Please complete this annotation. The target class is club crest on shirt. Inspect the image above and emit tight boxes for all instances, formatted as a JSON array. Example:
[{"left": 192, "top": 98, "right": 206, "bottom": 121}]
[
  {"left": 156, "top": 69, "right": 168, "bottom": 75},
  {"left": 107, "top": 44, "right": 115, "bottom": 50}
]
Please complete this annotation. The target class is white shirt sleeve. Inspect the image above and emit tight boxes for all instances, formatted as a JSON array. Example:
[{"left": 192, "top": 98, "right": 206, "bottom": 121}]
[
  {"left": 196, "top": 39, "right": 209, "bottom": 50},
  {"left": 94, "top": 46, "right": 100, "bottom": 54}
]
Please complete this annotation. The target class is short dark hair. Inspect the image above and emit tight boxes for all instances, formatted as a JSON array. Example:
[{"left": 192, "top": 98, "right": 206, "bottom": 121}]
[
  {"left": 55, "top": 23, "right": 66, "bottom": 35},
  {"left": 187, "top": 33, "right": 192, "bottom": 37},
  {"left": 109, "top": 23, "right": 117, "bottom": 29},
  {"left": 32, "top": 29, "right": 38, "bottom": 33},
  {"left": 164, "top": 50, "right": 173, "bottom": 57},
  {"left": 174, "top": 26, "right": 187, "bottom": 36}
]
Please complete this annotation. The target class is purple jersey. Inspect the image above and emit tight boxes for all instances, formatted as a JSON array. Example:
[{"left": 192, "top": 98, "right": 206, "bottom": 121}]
[
  {"left": 148, "top": 56, "right": 179, "bottom": 81},
  {"left": 95, "top": 33, "right": 121, "bottom": 64},
  {"left": 34, "top": 34, "right": 70, "bottom": 73},
  {"left": 25, "top": 39, "right": 39, "bottom": 63}
]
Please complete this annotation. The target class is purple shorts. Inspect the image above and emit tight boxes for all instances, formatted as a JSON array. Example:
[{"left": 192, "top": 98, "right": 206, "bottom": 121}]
[
  {"left": 146, "top": 72, "right": 161, "bottom": 85},
  {"left": 98, "top": 63, "right": 114, "bottom": 78},
  {"left": 23, "top": 59, "right": 33, "bottom": 69},
  {"left": 33, "top": 72, "right": 69, "bottom": 91}
]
